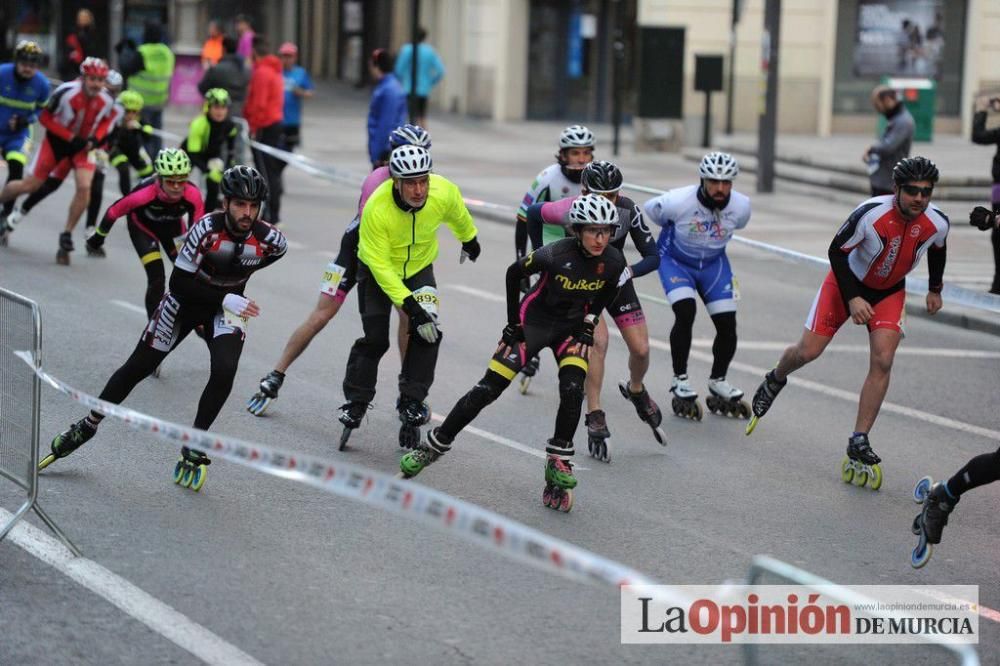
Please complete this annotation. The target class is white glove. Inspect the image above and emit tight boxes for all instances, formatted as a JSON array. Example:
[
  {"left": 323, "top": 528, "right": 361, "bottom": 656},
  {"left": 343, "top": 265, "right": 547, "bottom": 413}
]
[
  {"left": 222, "top": 293, "right": 251, "bottom": 316},
  {"left": 617, "top": 266, "right": 633, "bottom": 287},
  {"left": 415, "top": 312, "right": 441, "bottom": 344}
]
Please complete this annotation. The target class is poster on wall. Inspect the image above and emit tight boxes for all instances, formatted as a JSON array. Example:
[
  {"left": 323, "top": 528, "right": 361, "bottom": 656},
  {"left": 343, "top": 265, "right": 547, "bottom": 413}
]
[{"left": 853, "top": 0, "right": 945, "bottom": 80}]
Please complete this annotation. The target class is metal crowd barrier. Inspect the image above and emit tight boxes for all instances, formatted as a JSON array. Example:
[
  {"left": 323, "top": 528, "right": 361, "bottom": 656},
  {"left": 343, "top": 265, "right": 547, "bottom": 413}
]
[
  {"left": 0, "top": 288, "right": 80, "bottom": 555},
  {"left": 743, "top": 555, "right": 979, "bottom": 666}
]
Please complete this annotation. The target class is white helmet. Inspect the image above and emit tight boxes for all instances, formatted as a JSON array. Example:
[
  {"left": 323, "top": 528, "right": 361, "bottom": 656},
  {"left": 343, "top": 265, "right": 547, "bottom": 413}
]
[
  {"left": 698, "top": 152, "right": 739, "bottom": 181},
  {"left": 569, "top": 194, "right": 619, "bottom": 229},
  {"left": 558, "top": 125, "right": 595, "bottom": 149},
  {"left": 105, "top": 69, "right": 124, "bottom": 92},
  {"left": 389, "top": 145, "right": 432, "bottom": 179}
]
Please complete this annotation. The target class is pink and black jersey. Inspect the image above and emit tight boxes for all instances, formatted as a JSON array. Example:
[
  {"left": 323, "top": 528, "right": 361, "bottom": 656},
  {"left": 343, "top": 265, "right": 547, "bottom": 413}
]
[
  {"left": 39, "top": 79, "right": 116, "bottom": 146},
  {"left": 830, "top": 195, "right": 949, "bottom": 294},
  {"left": 98, "top": 176, "right": 204, "bottom": 238}
]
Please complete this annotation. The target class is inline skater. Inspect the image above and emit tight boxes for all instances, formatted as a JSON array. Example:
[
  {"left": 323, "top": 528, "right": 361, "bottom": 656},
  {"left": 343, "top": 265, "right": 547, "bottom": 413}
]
[
  {"left": 513, "top": 124, "right": 595, "bottom": 389},
  {"left": 338, "top": 144, "right": 479, "bottom": 450},
  {"left": 0, "top": 41, "right": 50, "bottom": 242},
  {"left": 0, "top": 57, "right": 116, "bottom": 263},
  {"left": 525, "top": 160, "right": 663, "bottom": 462},
  {"left": 41, "top": 166, "right": 286, "bottom": 492},
  {"left": 11, "top": 77, "right": 155, "bottom": 241},
  {"left": 399, "top": 195, "right": 627, "bottom": 512},
  {"left": 746, "top": 157, "right": 948, "bottom": 491},
  {"left": 910, "top": 446, "right": 1000, "bottom": 567},
  {"left": 181, "top": 88, "right": 238, "bottom": 211},
  {"left": 643, "top": 152, "right": 752, "bottom": 421},
  {"left": 85, "top": 148, "right": 204, "bottom": 316},
  {"left": 246, "top": 124, "right": 431, "bottom": 416}
]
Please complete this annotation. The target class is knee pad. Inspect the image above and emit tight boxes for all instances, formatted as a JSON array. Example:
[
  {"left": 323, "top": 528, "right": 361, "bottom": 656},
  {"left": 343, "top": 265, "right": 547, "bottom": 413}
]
[
  {"left": 672, "top": 298, "right": 697, "bottom": 328},
  {"left": 465, "top": 372, "right": 507, "bottom": 410},
  {"left": 558, "top": 366, "right": 586, "bottom": 404}
]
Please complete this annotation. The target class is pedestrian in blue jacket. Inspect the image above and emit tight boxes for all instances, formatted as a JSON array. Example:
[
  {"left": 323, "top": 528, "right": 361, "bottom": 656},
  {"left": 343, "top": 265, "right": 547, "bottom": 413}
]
[
  {"left": 394, "top": 28, "right": 445, "bottom": 128},
  {"left": 367, "top": 49, "right": 407, "bottom": 169}
]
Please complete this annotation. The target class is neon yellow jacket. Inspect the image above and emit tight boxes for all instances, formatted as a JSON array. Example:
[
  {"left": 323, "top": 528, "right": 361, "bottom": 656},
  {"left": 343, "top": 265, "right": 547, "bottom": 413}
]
[{"left": 359, "top": 174, "right": 477, "bottom": 306}]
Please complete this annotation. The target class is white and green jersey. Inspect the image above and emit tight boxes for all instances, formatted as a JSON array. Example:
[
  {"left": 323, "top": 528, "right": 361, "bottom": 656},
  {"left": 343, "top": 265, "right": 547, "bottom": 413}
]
[{"left": 516, "top": 163, "right": 583, "bottom": 246}]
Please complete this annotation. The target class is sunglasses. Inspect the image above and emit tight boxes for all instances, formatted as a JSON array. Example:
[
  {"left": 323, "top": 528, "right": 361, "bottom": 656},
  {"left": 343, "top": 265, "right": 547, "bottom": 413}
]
[{"left": 900, "top": 184, "right": 933, "bottom": 197}]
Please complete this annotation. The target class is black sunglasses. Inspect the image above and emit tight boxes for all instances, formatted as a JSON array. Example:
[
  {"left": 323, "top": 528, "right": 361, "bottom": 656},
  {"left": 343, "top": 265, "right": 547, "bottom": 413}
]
[{"left": 900, "top": 184, "right": 933, "bottom": 197}]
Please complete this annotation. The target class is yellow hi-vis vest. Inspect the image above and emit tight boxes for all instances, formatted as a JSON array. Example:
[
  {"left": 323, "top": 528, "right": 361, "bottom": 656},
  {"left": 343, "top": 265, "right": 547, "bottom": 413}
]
[{"left": 129, "top": 43, "right": 175, "bottom": 109}]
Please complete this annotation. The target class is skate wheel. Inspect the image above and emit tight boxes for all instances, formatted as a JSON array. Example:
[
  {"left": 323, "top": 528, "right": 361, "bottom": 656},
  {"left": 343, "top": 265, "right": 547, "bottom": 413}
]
[
  {"left": 172, "top": 459, "right": 186, "bottom": 485},
  {"left": 38, "top": 453, "right": 57, "bottom": 470},
  {"left": 913, "top": 476, "right": 933, "bottom": 503},
  {"left": 587, "top": 437, "right": 596, "bottom": 457},
  {"left": 745, "top": 415, "right": 759, "bottom": 436},
  {"left": 867, "top": 464, "right": 883, "bottom": 491},
  {"left": 557, "top": 489, "right": 574, "bottom": 512},
  {"left": 911, "top": 541, "right": 932, "bottom": 569},
  {"left": 692, "top": 400, "right": 703, "bottom": 421},
  {"left": 736, "top": 400, "right": 751, "bottom": 420},
  {"left": 189, "top": 465, "right": 208, "bottom": 492},
  {"left": 152, "top": 365, "right": 161, "bottom": 379},
  {"left": 911, "top": 515, "right": 922, "bottom": 536},
  {"left": 840, "top": 456, "right": 855, "bottom": 484},
  {"left": 246, "top": 393, "right": 270, "bottom": 416},
  {"left": 338, "top": 427, "right": 352, "bottom": 451},
  {"left": 519, "top": 376, "right": 531, "bottom": 395},
  {"left": 180, "top": 465, "right": 196, "bottom": 488},
  {"left": 542, "top": 486, "right": 554, "bottom": 508},
  {"left": 853, "top": 466, "right": 868, "bottom": 487},
  {"left": 652, "top": 426, "right": 667, "bottom": 447}
]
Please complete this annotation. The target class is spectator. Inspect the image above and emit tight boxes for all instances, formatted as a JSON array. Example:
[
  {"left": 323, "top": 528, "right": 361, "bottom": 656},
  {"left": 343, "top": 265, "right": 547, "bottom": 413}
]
[
  {"left": 244, "top": 35, "right": 284, "bottom": 224},
  {"left": 235, "top": 14, "right": 255, "bottom": 68},
  {"left": 972, "top": 94, "right": 1000, "bottom": 294},
  {"left": 198, "top": 36, "right": 249, "bottom": 114},
  {"left": 124, "top": 21, "right": 175, "bottom": 155},
  {"left": 394, "top": 27, "right": 445, "bottom": 128},
  {"left": 367, "top": 48, "right": 407, "bottom": 169},
  {"left": 862, "top": 86, "right": 914, "bottom": 196},
  {"left": 201, "top": 20, "right": 225, "bottom": 69},
  {"left": 61, "top": 9, "right": 97, "bottom": 81},
  {"left": 278, "top": 42, "right": 314, "bottom": 152}
]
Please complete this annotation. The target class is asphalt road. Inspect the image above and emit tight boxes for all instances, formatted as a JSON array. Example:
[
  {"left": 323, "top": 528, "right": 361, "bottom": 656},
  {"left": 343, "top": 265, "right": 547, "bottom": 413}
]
[{"left": 1, "top": 121, "right": 998, "bottom": 665}]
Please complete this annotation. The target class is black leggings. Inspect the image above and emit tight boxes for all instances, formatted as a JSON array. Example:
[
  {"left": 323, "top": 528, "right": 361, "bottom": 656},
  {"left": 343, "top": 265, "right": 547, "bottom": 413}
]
[
  {"left": 946, "top": 446, "right": 1000, "bottom": 498},
  {"left": 2, "top": 159, "right": 23, "bottom": 215},
  {"left": 127, "top": 220, "right": 182, "bottom": 317},
  {"left": 670, "top": 299, "right": 738, "bottom": 378},
  {"left": 98, "top": 316, "right": 244, "bottom": 431}
]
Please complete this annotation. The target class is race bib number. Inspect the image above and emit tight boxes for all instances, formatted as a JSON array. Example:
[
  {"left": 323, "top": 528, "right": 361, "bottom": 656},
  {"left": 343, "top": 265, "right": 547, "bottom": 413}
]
[
  {"left": 319, "top": 261, "right": 345, "bottom": 296},
  {"left": 411, "top": 285, "right": 440, "bottom": 318},
  {"left": 223, "top": 307, "right": 249, "bottom": 332}
]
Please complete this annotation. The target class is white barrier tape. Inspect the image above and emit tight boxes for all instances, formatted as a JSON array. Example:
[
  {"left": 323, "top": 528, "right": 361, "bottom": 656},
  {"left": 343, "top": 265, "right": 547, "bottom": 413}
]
[
  {"left": 18, "top": 351, "right": 673, "bottom": 594},
  {"left": 623, "top": 181, "right": 1000, "bottom": 315}
]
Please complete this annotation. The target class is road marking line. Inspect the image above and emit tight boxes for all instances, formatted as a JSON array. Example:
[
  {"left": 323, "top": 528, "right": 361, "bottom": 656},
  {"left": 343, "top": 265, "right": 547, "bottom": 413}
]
[
  {"left": 446, "top": 284, "right": 1000, "bottom": 442},
  {"left": 0, "top": 508, "right": 264, "bottom": 665},
  {"left": 110, "top": 299, "right": 148, "bottom": 316},
  {"left": 430, "top": 416, "right": 592, "bottom": 472}
]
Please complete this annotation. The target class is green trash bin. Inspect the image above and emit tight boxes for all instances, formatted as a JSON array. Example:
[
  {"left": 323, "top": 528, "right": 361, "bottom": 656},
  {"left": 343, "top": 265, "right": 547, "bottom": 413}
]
[{"left": 878, "top": 77, "right": 936, "bottom": 143}]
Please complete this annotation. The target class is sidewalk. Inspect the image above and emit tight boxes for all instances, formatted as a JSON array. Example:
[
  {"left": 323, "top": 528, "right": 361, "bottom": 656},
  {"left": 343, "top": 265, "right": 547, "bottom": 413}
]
[{"left": 160, "top": 81, "right": 999, "bottom": 335}]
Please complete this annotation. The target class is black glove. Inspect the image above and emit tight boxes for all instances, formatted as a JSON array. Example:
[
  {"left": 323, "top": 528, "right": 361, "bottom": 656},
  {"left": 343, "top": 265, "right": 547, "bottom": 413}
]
[
  {"left": 460, "top": 236, "right": 481, "bottom": 263},
  {"left": 970, "top": 206, "right": 997, "bottom": 231},
  {"left": 500, "top": 323, "right": 524, "bottom": 347},
  {"left": 68, "top": 137, "right": 89, "bottom": 153},
  {"left": 576, "top": 314, "right": 598, "bottom": 347},
  {"left": 402, "top": 295, "right": 441, "bottom": 344}
]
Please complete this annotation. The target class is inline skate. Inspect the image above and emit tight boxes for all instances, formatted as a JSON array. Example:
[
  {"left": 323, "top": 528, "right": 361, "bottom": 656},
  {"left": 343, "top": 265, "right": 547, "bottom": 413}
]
[
  {"left": 543, "top": 453, "right": 577, "bottom": 513},
  {"left": 398, "top": 428, "right": 451, "bottom": 479},
  {"left": 619, "top": 381, "right": 667, "bottom": 445},
  {"left": 247, "top": 370, "right": 285, "bottom": 416},
  {"left": 519, "top": 356, "right": 540, "bottom": 395},
  {"left": 706, "top": 377, "right": 751, "bottom": 419},
  {"left": 745, "top": 369, "right": 786, "bottom": 435},
  {"left": 172, "top": 446, "right": 211, "bottom": 491},
  {"left": 397, "top": 398, "right": 430, "bottom": 449},
  {"left": 337, "top": 401, "right": 369, "bottom": 450},
  {"left": 585, "top": 410, "right": 611, "bottom": 463},
  {"left": 669, "top": 374, "right": 702, "bottom": 421},
  {"left": 910, "top": 477, "right": 958, "bottom": 568},
  {"left": 56, "top": 231, "right": 73, "bottom": 265},
  {"left": 840, "top": 433, "right": 883, "bottom": 491},
  {"left": 39, "top": 418, "right": 97, "bottom": 469}
]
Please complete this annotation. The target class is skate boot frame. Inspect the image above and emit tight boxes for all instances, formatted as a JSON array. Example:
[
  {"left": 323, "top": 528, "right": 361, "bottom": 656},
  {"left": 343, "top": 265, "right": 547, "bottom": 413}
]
[
  {"left": 705, "top": 377, "right": 750, "bottom": 419},
  {"left": 840, "top": 433, "right": 883, "bottom": 491},
  {"left": 585, "top": 409, "right": 611, "bottom": 463},
  {"left": 247, "top": 370, "right": 285, "bottom": 416},
  {"left": 172, "top": 446, "right": 211, "bottom": 491},
  {"left": 669, "top": 374, "right": 702, "bottom": 421},
  {"left": 619, "top": 381, "right": 667, "bottom": 445}
]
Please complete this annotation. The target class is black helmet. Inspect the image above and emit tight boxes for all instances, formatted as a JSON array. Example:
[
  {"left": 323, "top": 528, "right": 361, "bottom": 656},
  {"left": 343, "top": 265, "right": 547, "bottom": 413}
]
[
  {"left": 892, "top": 156, "right": 939, "bottom": 186},
  {"left": 581, "top": 160, "right": 623, "bottom": 194},
  {"left": 221, "top": 165, "right": 268, "bottom": 203}
]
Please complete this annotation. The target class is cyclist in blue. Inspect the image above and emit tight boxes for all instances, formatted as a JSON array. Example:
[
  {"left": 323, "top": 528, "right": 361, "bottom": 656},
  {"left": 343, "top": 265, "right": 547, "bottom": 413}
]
[
  {"left": 0, "top": 41, "right": 50, "bottom": 233},
  {"left": 644, "top": 152, "right": 752, "bottom": 421}
]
